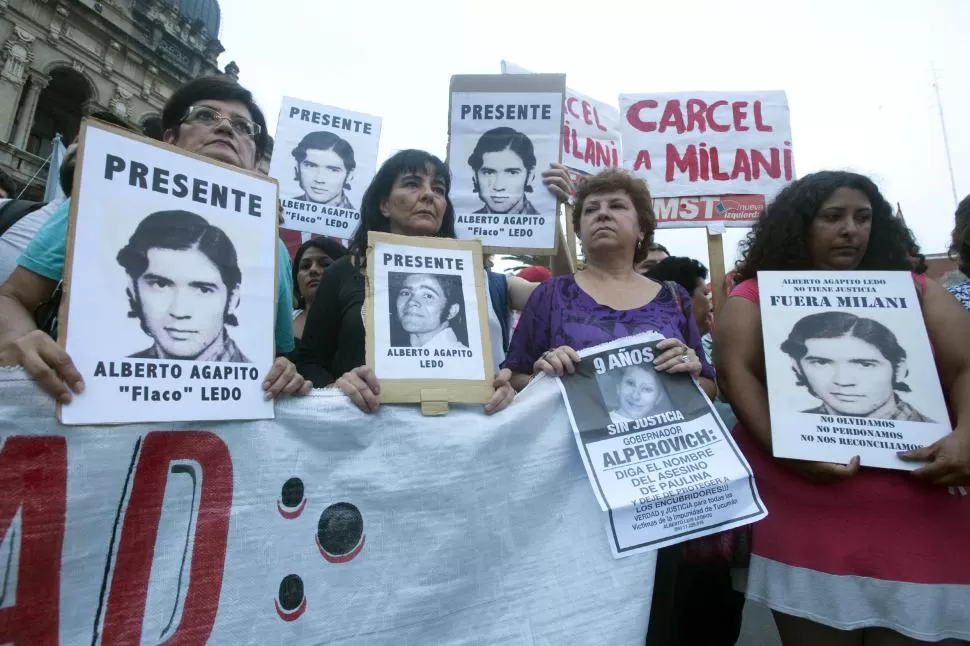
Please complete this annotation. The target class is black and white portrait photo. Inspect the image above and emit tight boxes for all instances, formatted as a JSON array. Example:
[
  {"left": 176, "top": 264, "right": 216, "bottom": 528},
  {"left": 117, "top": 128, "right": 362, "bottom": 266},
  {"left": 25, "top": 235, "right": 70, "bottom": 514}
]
[
  {"left": 388, "top": 271, "right": 469, "bottom": 349},
  {"left": 596, "top": 363, "right": 671, "bottom": 425},
  {"left": 448, "top": 83, "right": 564, "bottom": 249},
  {"left": 291, "top": 131, "right": 356, "bottom": 210},
  {"left": 468, "top": 127, "right": 538, "bottom": 215},
  {"left": 758, "top": 270, "right": 951, "bottom": 470},
  {"left": 270, "top": 97, "right": 382, "bottom": 239},
  {"left": 116, "top": 210, "right": 250, "bottom": 363},
  {"left": 781, "top": 312, "right": 933, "bottom": 423}
]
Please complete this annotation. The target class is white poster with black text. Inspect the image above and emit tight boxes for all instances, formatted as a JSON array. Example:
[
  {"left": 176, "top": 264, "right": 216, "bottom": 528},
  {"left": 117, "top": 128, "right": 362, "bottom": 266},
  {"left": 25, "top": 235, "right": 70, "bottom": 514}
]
[
  {"left": 449, "top": 91, "right": 562, "bottom": 250},
  {"left": 371, "top": 239, "right": 487, "bottom": 382},
  {"left": 557, "top": 334, "right": 766, "bottom": 558},
  {"left": 60, "top": 124, "right": 276, "bottom": 425},
  {"left": 270, "top": 97, "right": 381, "bottom": 239},
  {"left": 759, "top": 270, "right": 950, "bottom": 470}
]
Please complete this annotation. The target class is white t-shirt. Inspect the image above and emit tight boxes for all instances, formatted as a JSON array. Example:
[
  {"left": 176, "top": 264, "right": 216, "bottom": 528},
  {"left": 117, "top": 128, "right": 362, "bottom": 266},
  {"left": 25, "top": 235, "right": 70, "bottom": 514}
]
[{"left": 0, "top": 198, "right": 64, "bottom": 284}]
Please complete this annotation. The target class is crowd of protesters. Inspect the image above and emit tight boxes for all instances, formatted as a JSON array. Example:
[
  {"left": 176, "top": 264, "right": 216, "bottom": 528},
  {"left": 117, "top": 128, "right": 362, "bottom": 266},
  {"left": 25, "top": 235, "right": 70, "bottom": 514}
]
[{"left": 1, "top": 73, "right": 969, "bottom": 646}]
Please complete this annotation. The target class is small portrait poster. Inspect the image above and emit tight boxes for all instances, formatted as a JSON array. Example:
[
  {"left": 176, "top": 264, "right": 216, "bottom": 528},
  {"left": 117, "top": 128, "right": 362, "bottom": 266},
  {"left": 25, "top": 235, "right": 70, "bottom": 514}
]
[
  {"left": 558, "top": 334, "right": 767, "bottom": 558},
  {"left": 269, "top": 97, "right": 382, "bottom": 240},
  {"left": 365, "top": 232, "right": 494, "bottom": 406},
  {"left": 759, "top": 271, "right": 951, "bottom": 470},
  {"left": 58, "top": 121, "right": 277, "bottom": 425},
  {"left": 448, "top": 74, "right": 565, "bottom": 253}
]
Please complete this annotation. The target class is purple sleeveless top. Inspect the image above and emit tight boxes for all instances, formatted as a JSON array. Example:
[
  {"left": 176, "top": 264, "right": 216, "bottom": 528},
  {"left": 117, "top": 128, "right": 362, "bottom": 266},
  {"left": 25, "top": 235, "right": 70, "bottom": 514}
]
[{"left": 502, "top": 274, "right": 714, "bottom": 381}]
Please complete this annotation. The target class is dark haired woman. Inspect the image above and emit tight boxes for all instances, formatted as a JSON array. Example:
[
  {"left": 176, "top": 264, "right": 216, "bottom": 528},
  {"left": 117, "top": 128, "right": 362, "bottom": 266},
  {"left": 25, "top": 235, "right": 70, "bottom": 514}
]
[
  {"left": 294, "top": 149, "right": 572, "bottom": 415},
  {"left": 948, "top": 194, "right": 970, "bottom": 310},
  {"left": 291, "top": 237, "right": 347, "bottom": 341},
  {"left": 716, "top": 171, "right": 970, "bottom": 644}
]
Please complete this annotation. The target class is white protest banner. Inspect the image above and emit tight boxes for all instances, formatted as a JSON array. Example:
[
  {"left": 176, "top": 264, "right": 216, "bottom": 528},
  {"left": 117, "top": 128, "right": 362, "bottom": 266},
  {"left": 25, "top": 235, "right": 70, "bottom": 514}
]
[
  {"left": 270, "top": 97, "right": 381, "bottom": 239},
  {"left": 0, "top": 371, "right": 655, "bottom": 644},
  {"left": 501, "top": 60, "right": 622, "bottom": 178},
  {"left": 759, "top": 271, "right": 950, "bottom": 470},
  {"left": 365, "top": 232, "right": 494, "bottom": 406},
  {"left": 59, "top": 121, "right": 276, "bottom": 425},
  {"left": 557, "top": 334, "right": 766, "bottom": 557},
  {"left": 449, "top": 74, "right": 565, "bottom": 253},
  {"left": 619, "top": 91, "right": 793, "bottom": 201}
]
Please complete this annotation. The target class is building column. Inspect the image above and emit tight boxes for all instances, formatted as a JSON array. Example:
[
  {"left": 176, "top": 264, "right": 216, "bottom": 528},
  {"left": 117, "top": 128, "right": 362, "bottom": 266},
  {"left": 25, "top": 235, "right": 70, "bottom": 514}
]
[
  {"left": 11, "top": 73, "right": 46, "bottom": 150},
  {"left": 0, "top": 79, "right": 23, "bottom": 142}
]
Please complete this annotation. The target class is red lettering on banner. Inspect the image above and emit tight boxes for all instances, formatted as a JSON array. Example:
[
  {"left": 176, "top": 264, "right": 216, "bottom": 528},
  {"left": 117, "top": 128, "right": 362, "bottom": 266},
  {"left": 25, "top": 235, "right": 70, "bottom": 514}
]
[
  {"left": 686, "top": 99, "right": 706, "bottom": 133},
  {"left": 0, "top": 437, "right": 67, "bottom": 646},
  {"left": 658, "top": 100, "right": 686, "bottom": 134},
  {"left": 633, "top": 149, "right": 652, "bottom": 171},
  {"left": 730, "top": 149, "right": 752, "bottom": 181},
  {"left": 101, "top": 431, "right": 233, "bottom": 645},
  {"left": 710, "top": 147, "right": 730, "bottom": 181},
  {"left": 625, "top": 99, "right": 659, "bottom": 132},
  {"left": 731, "top": 102, "right": 749, "bottom": 131},
  {"left": 708, "top": 101, "right": 730, "bottom": 132},
  {"left": 754, "top": 101, "right": 773, "bottom": 132},
  {"left": 784, "top": 142, "right": 793, "bottom": 178},
  {"left": 666, "top": 144, "right": 697, "bottom": 182}
]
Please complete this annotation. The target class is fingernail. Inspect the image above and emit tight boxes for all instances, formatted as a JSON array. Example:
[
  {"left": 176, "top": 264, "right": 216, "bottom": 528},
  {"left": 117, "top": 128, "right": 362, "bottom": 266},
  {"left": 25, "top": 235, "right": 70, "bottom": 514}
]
[
  {"left": 263, "top": 381, "right": 270, "bottom": 388},
  {"left": 896, "top": 451, "right": 908, "bottom": 456},
  {"left": 73, "top": 381, "right": 84, "bottom": 393},
  {"left": 264, "top": 392, "right": 273, "bottom": 400},
  {"left": 60, "top": 393, "right": 72, "bottom": 404}
]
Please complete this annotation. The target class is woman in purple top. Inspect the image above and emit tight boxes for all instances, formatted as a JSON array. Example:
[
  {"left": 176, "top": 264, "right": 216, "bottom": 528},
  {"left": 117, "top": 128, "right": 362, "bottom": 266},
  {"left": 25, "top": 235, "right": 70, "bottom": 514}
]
[{"left": 504, "top": 169, "right": 714, "bottom": 398}]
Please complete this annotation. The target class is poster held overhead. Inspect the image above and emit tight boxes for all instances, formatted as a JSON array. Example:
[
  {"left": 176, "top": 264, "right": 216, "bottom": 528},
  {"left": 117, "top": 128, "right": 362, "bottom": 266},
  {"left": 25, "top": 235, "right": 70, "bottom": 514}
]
[
  {"left": 619, "top": 91, "right": 793, "bottom": 203},
  {"left": 365, "top": 232, "right": 494, "bottom": 410},
  {"left": 557, "top": 333, "right": 767, "bottom": 557},
  {"left": 448, "top": 74, "right": 566, "bottom": 254},
  {"left": 269, "top": 97, "right": 382, "bottom": 240},
  {"left": 758, "top": 271, "right": 950, "bottom": 470},
  {"left": 58, "top": 120, "right": 277, "bottom": 424}
]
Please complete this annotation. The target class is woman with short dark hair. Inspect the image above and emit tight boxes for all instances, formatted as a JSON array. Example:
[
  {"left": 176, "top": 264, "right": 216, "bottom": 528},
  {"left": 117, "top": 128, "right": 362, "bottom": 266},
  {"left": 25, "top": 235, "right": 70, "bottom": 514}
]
[{"left": 716, "top": 170, "right": 970, "bottom": 644}]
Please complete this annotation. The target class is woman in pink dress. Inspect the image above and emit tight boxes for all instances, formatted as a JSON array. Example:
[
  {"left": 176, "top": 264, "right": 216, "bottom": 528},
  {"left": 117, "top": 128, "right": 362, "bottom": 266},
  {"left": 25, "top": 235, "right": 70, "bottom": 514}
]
[{"left": 715, "top": 171, "right": 970, "bottom": 645}]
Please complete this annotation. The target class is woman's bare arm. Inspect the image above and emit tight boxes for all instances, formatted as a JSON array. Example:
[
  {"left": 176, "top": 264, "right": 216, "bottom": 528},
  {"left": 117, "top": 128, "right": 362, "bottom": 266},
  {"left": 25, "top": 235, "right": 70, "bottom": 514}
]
[{"left": 713, "top": 296, "right": 773, "bottom": 451}]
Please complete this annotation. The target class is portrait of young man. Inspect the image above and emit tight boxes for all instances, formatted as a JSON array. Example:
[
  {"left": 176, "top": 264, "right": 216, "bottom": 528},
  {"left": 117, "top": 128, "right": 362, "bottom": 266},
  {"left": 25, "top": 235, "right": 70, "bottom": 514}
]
[
  {"left": 117, "top": 210, "right": 250, "bottom": 363},
  {"left": 467, "top": 127, "right": 539, "bottom": 215},
  {"left": 390, "top": 272, "right": 468, "bottom": 349},
  {"left": 291, "top": 131, "right": 356, "bottom": 210},
  {"left": 781, "top": 311, "right": 933, "bottom": 422}
]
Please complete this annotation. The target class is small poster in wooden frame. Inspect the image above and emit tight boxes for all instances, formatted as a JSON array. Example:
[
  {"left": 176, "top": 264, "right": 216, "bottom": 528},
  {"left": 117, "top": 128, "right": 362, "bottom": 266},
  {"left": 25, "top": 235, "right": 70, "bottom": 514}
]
[{"left": 365, "top": 232, "right": 494, "bottom": 411}]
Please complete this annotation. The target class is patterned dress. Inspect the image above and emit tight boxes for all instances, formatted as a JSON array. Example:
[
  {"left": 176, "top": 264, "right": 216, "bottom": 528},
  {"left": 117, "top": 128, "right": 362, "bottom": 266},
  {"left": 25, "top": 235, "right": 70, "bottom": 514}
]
[{"left": 948, "top": 279, "right": 970, "bottom": 310}]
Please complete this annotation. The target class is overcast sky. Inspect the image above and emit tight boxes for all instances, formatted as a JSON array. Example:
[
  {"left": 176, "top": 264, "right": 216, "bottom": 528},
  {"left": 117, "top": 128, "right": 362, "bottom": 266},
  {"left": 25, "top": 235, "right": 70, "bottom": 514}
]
[{"left": 219, "top": 0, "right": 969, "bottom": 270}]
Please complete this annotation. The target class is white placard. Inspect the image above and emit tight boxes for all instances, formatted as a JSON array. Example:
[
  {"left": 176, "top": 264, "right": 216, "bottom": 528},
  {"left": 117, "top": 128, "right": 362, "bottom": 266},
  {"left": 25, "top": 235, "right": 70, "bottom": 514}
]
[
  {"left": 0, "top": 371, "right": 656, "bottom": 645},
  {"left": 269, "top": 97, "right": 381, "bottom": 239},
  {"left": 619, "top": 91, "right": 793, "bottom": 198},
  {"left": 558, "top": 334, "right": 767, "bottom": 557},
  {"left": 759, "top": 271, "right": 950, "bottom": 470},
  {"left": 371, "top": 239, "right": 487, "bottom": 382},
  {"left": 60, "top": 123, "right": 276, "bottom": 424},
  {"left": 449, "top": 90, "right": 562, "bottom": 250}
]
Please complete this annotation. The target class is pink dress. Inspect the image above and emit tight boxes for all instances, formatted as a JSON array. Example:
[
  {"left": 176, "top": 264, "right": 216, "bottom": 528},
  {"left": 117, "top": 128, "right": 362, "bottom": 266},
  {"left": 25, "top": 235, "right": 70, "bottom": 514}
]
[{"left": 732, "top": 277, "right": 970, "bottom": 641}]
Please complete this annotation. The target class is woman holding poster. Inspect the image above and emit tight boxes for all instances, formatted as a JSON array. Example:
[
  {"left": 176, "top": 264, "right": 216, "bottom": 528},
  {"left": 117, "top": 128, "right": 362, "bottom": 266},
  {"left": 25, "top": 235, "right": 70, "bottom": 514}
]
[
  {"left": 716, "top": 171, "right": 970, "bottom": 644},
  {"left": 293, "top": 149, "right": 574, "bottom": 415},
  {"left": 504, "top": 169, "right": 714, "bottom": 397}
]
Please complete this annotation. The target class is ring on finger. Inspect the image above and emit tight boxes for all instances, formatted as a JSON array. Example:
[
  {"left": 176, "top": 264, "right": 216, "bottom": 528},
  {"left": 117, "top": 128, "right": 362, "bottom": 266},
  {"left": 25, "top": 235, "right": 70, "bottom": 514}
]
[{"left": 680, "top": 355, "right": 691, "bottom": 363}]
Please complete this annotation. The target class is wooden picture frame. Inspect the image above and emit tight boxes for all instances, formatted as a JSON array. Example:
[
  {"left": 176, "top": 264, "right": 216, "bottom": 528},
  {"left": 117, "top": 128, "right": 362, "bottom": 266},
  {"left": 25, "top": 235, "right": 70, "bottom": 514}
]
[{"left": 365, "top": 232, "right": 494, "bottom": 414}]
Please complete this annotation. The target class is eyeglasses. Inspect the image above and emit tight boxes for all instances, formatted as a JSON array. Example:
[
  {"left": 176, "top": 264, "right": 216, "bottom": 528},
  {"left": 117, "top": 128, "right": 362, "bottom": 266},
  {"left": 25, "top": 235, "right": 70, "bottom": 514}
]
[{"left": 181, "top": 105, "right": 262, "bottom": 139}]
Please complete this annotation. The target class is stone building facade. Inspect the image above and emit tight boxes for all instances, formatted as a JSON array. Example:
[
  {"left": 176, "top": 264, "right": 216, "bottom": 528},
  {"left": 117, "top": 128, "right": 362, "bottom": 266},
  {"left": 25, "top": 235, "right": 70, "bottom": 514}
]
[{"left": 0, "top": 0, "right": 235, "bottom": 199}]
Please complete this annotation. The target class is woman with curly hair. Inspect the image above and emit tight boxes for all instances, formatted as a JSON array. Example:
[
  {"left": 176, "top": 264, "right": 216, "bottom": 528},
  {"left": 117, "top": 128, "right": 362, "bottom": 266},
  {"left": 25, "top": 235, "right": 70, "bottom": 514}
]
[
  {"left": 947, "top": 194, "right": 970, "bottom": 310},
  {"left": 715, "top": 171, "right": 970, "bottom": 645}
]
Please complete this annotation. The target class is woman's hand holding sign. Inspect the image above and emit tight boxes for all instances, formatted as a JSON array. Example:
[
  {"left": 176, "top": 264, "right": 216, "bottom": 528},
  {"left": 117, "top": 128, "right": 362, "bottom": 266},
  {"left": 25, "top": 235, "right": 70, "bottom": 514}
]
[
  {"left": 337, "top": 365, "right": 516, "bottom": 416},
  {"left": 653, "top": 337, "right": 702, "bottom": 378},
  {"left": 263, "top": 356, "right": 312, "bottom": 400},
  {"left": 534, "top": 346, "right": 581, "bottom": 377},
  {"left": 899, "top": 428, "right": 970, "bottom": 486}
]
